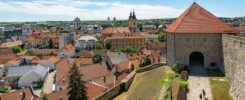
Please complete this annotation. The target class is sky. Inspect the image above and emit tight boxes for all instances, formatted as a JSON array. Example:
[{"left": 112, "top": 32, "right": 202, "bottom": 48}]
[{"left": 0, "top": 0, "right": 244, "bottom": 22}]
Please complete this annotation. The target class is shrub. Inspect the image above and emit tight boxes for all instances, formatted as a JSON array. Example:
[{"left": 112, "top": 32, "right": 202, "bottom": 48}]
[
  {"left": 179, "top": 80, "right": 188, "bottom": 91},
  {"left": 172, "top": 63, "right": 178, "bottom": 73},
  {"left": 0, "top": 86, "right": 12, "bottom": 93},
  {"left": 12, "top": 46, "right": 23, "bottom": 54}
]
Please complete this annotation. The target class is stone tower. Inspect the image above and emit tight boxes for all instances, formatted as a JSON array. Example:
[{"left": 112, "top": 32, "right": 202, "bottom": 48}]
[
  {"left": 22, "top": 23, "right": 33, "bottom": 36},
  {"left": 73, "top": 17, "right": 81, "bottom": 30},
  {"left": 164, "top": 3, "right": 237, "bottom": 69},
  {"left": 128, "top": 11, "right": 137, "bottom": 32}
]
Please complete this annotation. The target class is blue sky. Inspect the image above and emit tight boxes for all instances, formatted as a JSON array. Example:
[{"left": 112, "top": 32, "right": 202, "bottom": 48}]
[{"left": 0, "top": 0, "right": 244, "bottom": 22}]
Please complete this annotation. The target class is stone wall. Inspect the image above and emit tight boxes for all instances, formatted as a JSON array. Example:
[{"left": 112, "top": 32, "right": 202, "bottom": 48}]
[
  {"left": 166, "top": 33, "right": 175, "bottom": 66},
  {"left": 222, "top": 34, "right": 245, "bottom": 100},
  {"left": 167, "top": 33, "right": 223, "bottom": 68}
]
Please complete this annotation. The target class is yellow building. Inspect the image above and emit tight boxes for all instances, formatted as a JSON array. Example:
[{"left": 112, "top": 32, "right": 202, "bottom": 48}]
[{"left": 106, "top": 33, "right": 146, "bottom": 50}]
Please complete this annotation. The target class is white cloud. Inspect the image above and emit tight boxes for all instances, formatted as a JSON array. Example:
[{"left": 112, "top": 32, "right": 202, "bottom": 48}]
[{"left": 0, "top": 0, "right": 184, "bottom": 21}]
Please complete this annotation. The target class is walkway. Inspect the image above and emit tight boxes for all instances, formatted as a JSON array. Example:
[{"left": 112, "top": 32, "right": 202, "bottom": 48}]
[
  {"left": 187, "top": 66, "right": 213, "bottom": 100},
  {"left": 43, "top": 71, "right": 55, "bottom": 94}
]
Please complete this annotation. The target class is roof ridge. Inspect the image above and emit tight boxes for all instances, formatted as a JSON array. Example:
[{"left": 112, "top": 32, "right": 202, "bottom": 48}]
[{"left": 174, "top": 3, "right": 196, "bottom": 32}]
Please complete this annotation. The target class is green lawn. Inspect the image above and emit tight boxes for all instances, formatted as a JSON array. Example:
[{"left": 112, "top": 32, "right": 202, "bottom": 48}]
[
  {"left": 210, "top": 77, "right": 233, "bottom": 100},
  {"left": 208, "top": 69, "right": 233, "bottom": 100},
  {"left": 114, "top": 66, "right": 174, "bottom": 100}
]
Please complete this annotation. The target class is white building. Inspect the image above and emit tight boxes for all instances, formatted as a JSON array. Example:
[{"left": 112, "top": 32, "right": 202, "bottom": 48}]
[
  {"left": 6, "top": 64, "right": 48, "bottom": 88},
  {"left": 59, "top": 31, "right": 75, "bottom": 49},
  {"left": 57, "top": 44, "right": 76, "bottom": 57},
  {"left": 75, "top": 35, "right": 98, "bottom": 50}
]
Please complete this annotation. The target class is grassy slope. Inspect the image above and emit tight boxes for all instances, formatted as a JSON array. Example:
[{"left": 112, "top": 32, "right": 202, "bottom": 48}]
[
  {"left": 114, "top": 66, "right": 174, "bottom": 100},
  {"left": 210, "top": 77, "right": 233, "bottom": 100}
]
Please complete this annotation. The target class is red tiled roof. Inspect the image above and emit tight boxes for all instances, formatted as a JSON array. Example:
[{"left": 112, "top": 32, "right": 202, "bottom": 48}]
[
  {"left": 56, "top": 58, "right": 110, "bottom": 86},
  {"left": 147, "top": 42, "right": 166, "bottom": 50},
  {"left": 59, "top": 44, "right": 75, "bottom": 52},
  {"left": 164, "top": 3, "right": 237, "bottom": 33},
  {"left": 46, "top": 82, "right": 107, "bottom": 100},
  {"left": 76, "top": 50, "right": 94, "bottom": 58},
  {"left": 0, "top": 86, "right": 38, "bottom": 100}
]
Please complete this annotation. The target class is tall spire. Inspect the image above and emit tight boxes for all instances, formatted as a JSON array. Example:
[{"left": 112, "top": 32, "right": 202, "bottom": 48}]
[
  {"left": 129, "top": 11, "right": 132, "bottom": 19},
  {"left": 132, "top": 10, "right": 136, "bottom": 19}
]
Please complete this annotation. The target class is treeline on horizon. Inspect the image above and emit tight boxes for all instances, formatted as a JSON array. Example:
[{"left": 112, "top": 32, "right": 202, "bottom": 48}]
[{"left": 0, "top": 17, "right": 244, "bottom": 27}]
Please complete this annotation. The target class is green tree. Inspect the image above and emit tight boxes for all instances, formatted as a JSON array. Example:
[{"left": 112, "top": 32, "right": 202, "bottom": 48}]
[
  {"left": 93, "top": 54, "right": 102, "bottom": 64},
  {"left": 154, "top": 20, "right": 161, "bottom": 29},
  {"left": 172, "top": 63, "right": 178, "bottom": 73},
  {"left": 158, "top": 33, "right": 167, "bottom": 42},
  {"left": 12, "top": 46, "right": 23, "bottom": 54},
  {"left": 67, "top": 62, "right": 87, "bottom": 100},
  {"left": 26, "top": 50, "right": 35, "bottom": 56},
  {"left": 95, "top": 42, "right": 103, "bottom": 50},
  {"left": 137, "top": 23, "right": 143, "bottom": 32},
  {"left": 0, "top": 30, "right": 3, "bottom": 40},
  {"left": 145, "top": 58, "right": 151, "bottom": 66},
  {"left": 130, "top": 64, "right": 135, "bottom": 71},
  {"left": 37, "top": 54, "right": 43, "bottom": 59},
  {"left": 48, "top": 39, "right": 55, "bottom": 49},
  {"left": 105, "top": 39, "right": 111, "bottom": 50}
]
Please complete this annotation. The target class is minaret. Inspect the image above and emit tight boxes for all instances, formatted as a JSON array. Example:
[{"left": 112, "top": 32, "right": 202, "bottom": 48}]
[{"left": 128, "top": 10, "right": 137, "bottom": 32}]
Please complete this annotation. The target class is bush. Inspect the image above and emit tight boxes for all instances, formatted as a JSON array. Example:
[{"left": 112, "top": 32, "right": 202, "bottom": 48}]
[
  {"left": 114, "top": 47, "right": 141, "bottom": 53},
  {"left": 12, "top": 46, "right": 23, "bottom": 54},
  {"left": 172, "top": 63, "right": 178, "bottom": 73},
  {"left": 26, "top": 50, "right": 35, "bottom": 56},
  {"left": 179, "top": 80, "right": 188, "bottom": 91},
  {"left": 0, "top": 86, "right": 12, "bottom": 93}
]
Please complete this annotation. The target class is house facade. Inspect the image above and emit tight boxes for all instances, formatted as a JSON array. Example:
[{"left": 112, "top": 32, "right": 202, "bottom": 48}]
[{"left": 106, "top": 33, "right": 146, "bottom": 50}]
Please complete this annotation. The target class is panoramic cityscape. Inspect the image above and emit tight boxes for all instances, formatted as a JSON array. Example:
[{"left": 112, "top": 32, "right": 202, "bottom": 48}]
[{"left": 0, "top": 0, "right": 245, "bottom": 100}]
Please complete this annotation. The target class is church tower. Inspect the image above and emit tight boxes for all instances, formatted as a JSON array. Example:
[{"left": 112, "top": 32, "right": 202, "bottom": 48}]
[
  {"left": 128, "top": 11, "right": 137, "bottom": 32},
  {"left": 113, "top": 17, "right": 117, "bottom": 27},
  {"left": 73, "top": 17, "right": 81, "bottom": 30}
]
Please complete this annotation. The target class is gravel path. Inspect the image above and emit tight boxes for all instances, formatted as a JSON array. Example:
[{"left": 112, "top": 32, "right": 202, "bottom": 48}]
[
  {"left": 43, "top": 71, "right": 55, "bottom": 94},
  {"left": 187, "top": 66, "right": 213, "bottom": 100}
]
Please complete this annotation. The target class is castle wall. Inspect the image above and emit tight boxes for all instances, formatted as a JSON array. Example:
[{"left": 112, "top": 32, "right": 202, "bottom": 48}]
[
  {"left": 167, "top": 33, "right": 223, "bottom": 68},
  {"left": 222, "top": 34, "right": 245, "bottom": 100},
  {"left": 166, "top": 33, "right": 175, "bottom": 66}
]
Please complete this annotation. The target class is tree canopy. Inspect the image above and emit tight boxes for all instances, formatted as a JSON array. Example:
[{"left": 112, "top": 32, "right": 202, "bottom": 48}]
[
  {"left": 93, "top": 54, "right": 102, "bottom": 64},
  {"left": 158, "top": 33, "right": 167, "bottom": 42},
  {"left": 67, "top": 62, "right": 87, "bottom": 100},
  {"left": 105, "top": 39, "right": 111, "bottom": 50},
  {"left": 48, "top": 39, "right": 55, "bottom": 49},
  {"left": 95, "top": 42, "right": 103, "bottom": 50},
  {"left": 0, "top": 30, "right": 3, "bottom": 40},
  {"left": 12, "top": 46, "right": 23, "bottom": 54},
  {"left": 26, "top": 50, "right": 35, "bottom": 56}
]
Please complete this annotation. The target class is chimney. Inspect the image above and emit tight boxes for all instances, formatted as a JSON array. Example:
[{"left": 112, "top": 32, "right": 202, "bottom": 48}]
[
  {"left": 21, "top": 90, "right": 26, "bottom": 100},
  {"left": 103, "top": 76, "right": 106, "bottom": 83}
]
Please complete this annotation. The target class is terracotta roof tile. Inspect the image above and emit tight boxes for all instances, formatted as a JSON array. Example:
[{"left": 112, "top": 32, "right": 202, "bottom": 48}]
[
  {"left": 164, "top": 3, "right": 237, "bottom": 33},
  {"left": 0, "top": 40, "right": 23, "bottom": 48},
  {"left": 59, "top": 44, "right": 75, "bottom": 52},
  {"left": 76, "top": 50, "right": 94, "bottom": 58},
  {"left": 0, "top": 86, "right": 39, "bottom": 100},
  {"left": 46, "top": 82, "right": 107, "bottom": 100},
  {"left": 147, "top": 42, "right": 166, "bottom": 50}
]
